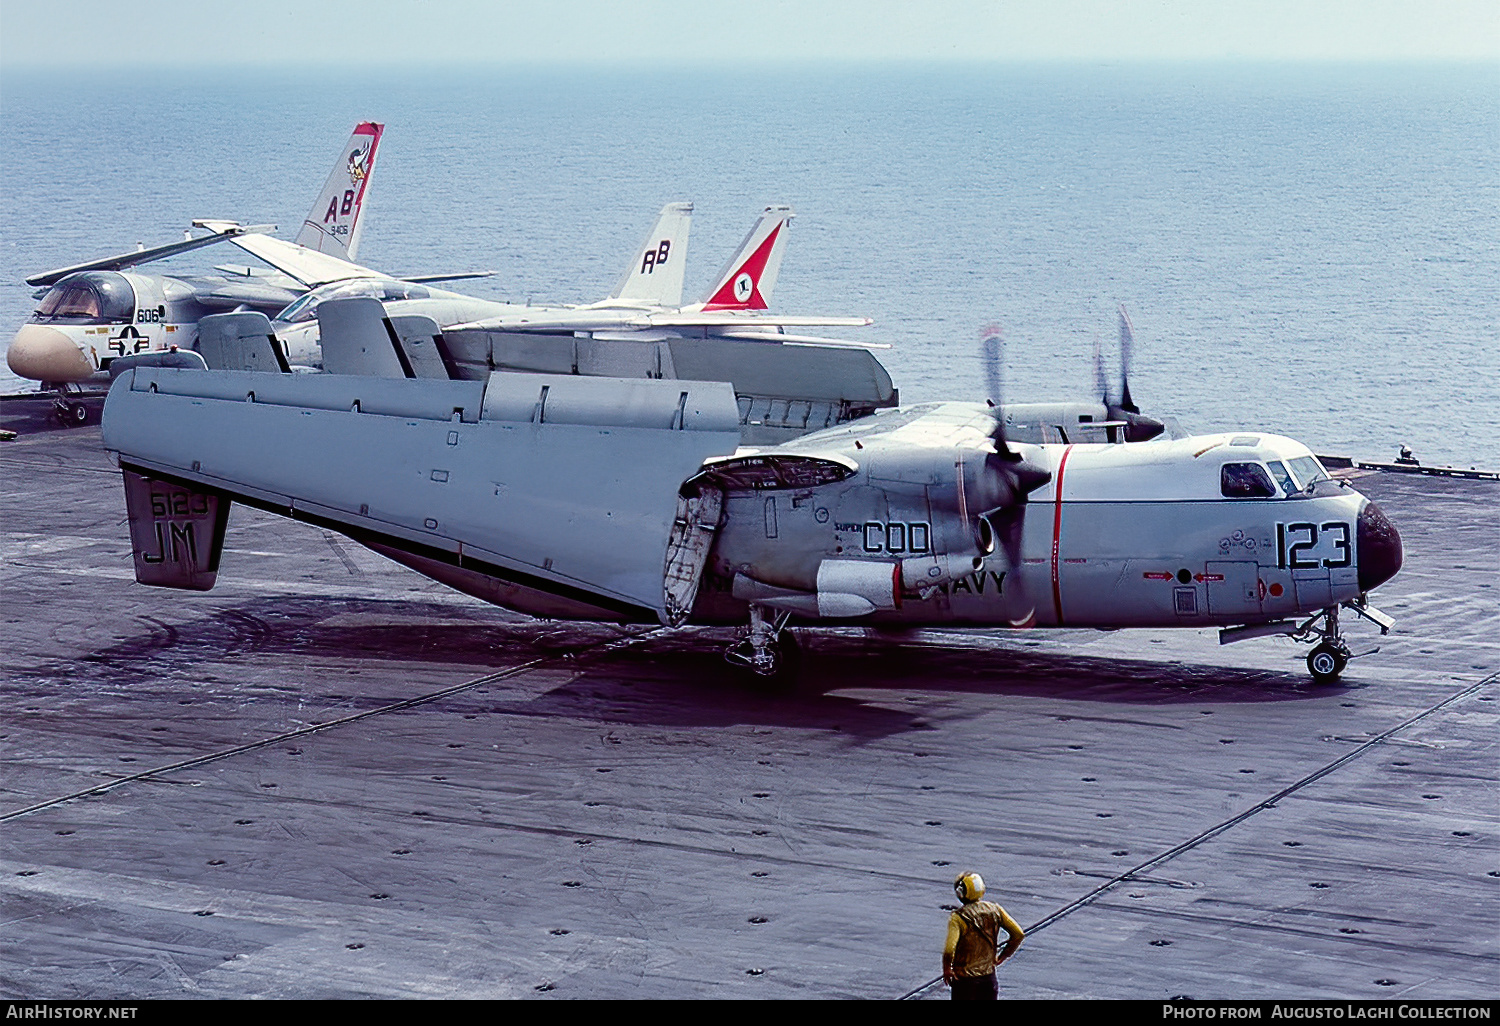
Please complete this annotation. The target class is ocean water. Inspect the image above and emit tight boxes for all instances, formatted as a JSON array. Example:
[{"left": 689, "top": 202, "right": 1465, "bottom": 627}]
[{"left": 2, "top": 63, "right": 1496, "bottom": 468}]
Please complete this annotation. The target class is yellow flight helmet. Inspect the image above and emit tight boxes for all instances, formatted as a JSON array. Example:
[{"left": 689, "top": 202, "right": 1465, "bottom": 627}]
[{"left": 954, "top": 871, "right": 985, "bottom": 903}]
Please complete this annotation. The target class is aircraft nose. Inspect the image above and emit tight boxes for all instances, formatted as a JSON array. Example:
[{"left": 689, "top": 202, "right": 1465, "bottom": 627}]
[
  {"left": 6, "top": 324, "right": 95, "bottom": 382},
  {"left": 1356, "top": 499, "right": 1403, "bottom": 593}
]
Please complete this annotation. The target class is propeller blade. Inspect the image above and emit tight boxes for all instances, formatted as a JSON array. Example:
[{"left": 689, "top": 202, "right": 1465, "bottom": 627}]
[
  {"left": 977, "top": 451, "right": 1051, "bottom": 623},
  {"left": 980, "top": 328, "right": 1003, "bottom": 407},
  {"left": 1098, "top": 303, "right": 1164, "bottom": 438},
  {"left": 987, "top": 506, "right": 1026, "bottom": 584},
  {"left": 972, "top": 322, "right": 1052, "bottom": 619},
  {"left": 1093, "top": 334, "right": 1111, "bottom": 408},
  {"left": 980, "top": 328, "right": 1015, "bottom": 458},
  {"left": 1117, "top": 303, "right": 1139, "bottom": 414}
]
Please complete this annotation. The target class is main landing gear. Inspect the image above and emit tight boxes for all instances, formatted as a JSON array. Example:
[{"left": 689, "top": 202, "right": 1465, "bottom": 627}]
[
  {"left": 724, "top": 604, "right": 801, "bottom": 683},
  {"left": 54, "top": 398, "right": 90, "bottom": 426}
]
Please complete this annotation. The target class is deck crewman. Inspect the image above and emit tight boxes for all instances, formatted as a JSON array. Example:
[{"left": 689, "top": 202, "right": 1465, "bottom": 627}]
[{"left": 942, "top": 872, "right": 1025, "bottom": 1000}]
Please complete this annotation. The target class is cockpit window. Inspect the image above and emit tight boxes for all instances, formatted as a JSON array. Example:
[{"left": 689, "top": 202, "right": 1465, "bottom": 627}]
[
  {"left": 1287, "top": 456, "right": 1330, "bottom": 491},
  {"left": 1221, "top": 462, "right": 1276, "bottom": 498},
  {"left": 274, "top": 292, "right": 318, "bottom": 324},
  {"left": 1265, "top": 460, "right": 1296, "bottom": 495},
  {"left": 33, "top": 271, "right": 135, "bottom": 324},
  {"left": 275, "top": 278, "right": 432, "bottom": 323}
]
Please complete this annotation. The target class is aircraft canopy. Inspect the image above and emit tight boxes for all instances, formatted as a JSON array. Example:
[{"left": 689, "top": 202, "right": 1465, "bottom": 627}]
[{"left": 33, "top": 271, "right": 135, "bottom": 324}]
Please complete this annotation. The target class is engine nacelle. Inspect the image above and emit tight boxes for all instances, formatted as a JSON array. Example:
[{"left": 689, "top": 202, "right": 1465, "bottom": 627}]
[
  {"left": 899, "top": 553, "right": 985, "bottom": 597},
  {"left": 733, "top": 559, "right": 903, "bottom": 619}
]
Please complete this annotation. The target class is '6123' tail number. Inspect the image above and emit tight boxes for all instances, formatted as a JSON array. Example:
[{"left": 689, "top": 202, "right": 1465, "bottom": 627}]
[{"left": 1277, "top": 521, "right": 1351, "bottom": 570}]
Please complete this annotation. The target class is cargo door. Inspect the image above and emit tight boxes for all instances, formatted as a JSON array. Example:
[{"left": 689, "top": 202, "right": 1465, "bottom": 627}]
[{"left": 663, "top": 486, "right": 723, "bottom": 625}]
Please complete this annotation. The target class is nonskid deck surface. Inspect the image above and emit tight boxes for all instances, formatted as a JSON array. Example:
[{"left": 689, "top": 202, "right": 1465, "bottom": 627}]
[{"left": 1, "top": 417, "right": 1495, "bottom": 1000}]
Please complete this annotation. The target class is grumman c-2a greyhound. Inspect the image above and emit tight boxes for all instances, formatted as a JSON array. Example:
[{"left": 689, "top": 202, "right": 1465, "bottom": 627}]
[{"left": 99, "top": 308, "right": 1403, "bottom": 685}]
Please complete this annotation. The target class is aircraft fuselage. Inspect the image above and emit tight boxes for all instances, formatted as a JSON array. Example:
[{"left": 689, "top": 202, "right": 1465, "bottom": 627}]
[{"left": 100, "top": 371, "right": 1401, "bottom": 654}]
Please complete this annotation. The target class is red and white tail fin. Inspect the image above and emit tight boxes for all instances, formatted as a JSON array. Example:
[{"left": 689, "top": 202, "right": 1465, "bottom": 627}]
[
  {"left": 606, "top": 202, "right": 693, "bottom": 307},
  {"left": 697, "top": 205, "right": 793, "bottom": 311},
  {"left": 295, "top": 122, "right": 383, "bottom": 262}
]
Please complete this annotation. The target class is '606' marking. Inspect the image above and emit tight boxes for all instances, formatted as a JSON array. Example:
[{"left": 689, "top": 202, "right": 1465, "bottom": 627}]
[{"left": 1277, "top": 521, "right": 1351, "bottom": 570}]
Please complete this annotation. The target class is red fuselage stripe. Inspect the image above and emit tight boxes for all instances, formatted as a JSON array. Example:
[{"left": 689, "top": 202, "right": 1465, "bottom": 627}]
[{"left": 1051, "top": 445, "right": 1075, "bottom": 626}]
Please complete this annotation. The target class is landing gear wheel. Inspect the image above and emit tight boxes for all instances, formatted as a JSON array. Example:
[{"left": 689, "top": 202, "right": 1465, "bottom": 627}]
[
  {"left": 1307, "top": 642, "right": 1348, "bottom": 685},
  {"left": 55, "top": 401, "right": 88, "bottom": 426},
  {"left": 724, "top": 607, "right": 801, "bottom": 687}
]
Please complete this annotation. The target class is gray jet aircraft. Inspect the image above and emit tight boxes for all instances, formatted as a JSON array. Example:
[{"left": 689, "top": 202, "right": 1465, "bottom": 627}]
[
  {"left": 8, "top": 122, "right": 491, "bottom": 423},
  {"left": 7, "top": 123, "right": 388, "bottom": 412}
]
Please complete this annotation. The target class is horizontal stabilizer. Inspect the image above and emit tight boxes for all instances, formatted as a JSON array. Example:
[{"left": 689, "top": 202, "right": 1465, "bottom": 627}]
[
  {"left": 222, "top": 233, "right": 384, "bottom": 288},
  {"left": 396, "top": 271, "right": 497, "bottom": 284},
  {"left": 25, "top": 225, "right": 276, "bottom": 287},
  {"left": 120, "top": 467, "right": 229, "bottom": 590},
  {"left": 447, "top": 309, "right": 872, "bottom": 333},
  {"left": 713, "top": 329, "right": 891, "bottom": 349}
]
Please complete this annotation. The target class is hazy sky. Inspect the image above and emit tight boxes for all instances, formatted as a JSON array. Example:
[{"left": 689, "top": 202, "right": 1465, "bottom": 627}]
[{"left": 2, "top": 0, "right": 1497, "bottom": 69}]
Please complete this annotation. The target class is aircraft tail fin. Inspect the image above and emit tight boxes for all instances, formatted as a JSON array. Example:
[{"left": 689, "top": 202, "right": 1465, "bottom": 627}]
[
  {"left": 607, "top": 202, "right": 693, "bottom": 306},
  {"left": 698, "top": 205, "right": 794, "bottom": 311},
  {"left": 121, "top": 468, "right": 229, "bottom": 591},
  {"left": 295, "top": 122, "right": 384, "bottom": 261}
]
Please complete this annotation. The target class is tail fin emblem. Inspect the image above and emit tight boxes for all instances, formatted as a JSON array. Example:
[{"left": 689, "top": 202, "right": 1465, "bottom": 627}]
[
  {"left": 347, "top": 144, "right": 370, "bottom": 184},
  {"left": 733, "top": 273, "right": 754, "bottom": 303}
]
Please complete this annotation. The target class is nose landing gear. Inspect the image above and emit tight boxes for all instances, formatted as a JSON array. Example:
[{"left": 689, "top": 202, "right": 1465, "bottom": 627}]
[
  {"left": 1296, "top": 605, "right": 1352, "bottom": 684},
  {"left": 1221, "top": 598, "right": 1394, "bottom": 684},
  {"left": 1306, "top": 640, "right": 1349, "bottom": 684}
]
